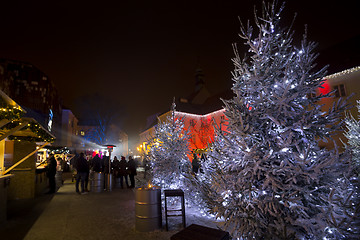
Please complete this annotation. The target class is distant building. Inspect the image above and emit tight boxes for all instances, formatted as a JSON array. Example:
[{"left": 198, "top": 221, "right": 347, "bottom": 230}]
[
  {"left": 77, "top": 119, "right": 101, "bottom": 149},
  {"left": 0, "top": 59, "right": 62, "bottom": 140},
  {"left": 316, "top": 66, "right": 360, "bottom": 149},
  {"left": 77, "top": 120, "right": 128, "bottom": 157},
  {"left": 139, "top": 68, "right": 232, "bottom": 160},
  {"left": 60, "top": 109, "right": 79, "bottom": 149},
  {"left": 107, "top": 124, "right": 128, "bottom": 157}
]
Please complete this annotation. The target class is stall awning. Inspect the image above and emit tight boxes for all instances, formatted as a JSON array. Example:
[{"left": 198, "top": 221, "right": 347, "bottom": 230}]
[
  {"left": 0, "top": 117, "right": 55, "bottom": 142},
  {"left": 0, "top": 89, "right": 55, "bottom": 143}
]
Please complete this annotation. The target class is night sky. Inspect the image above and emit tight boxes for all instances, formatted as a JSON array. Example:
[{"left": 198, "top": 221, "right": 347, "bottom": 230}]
[{"left": 1, "top": 0, "right": 359, "bottom": 147}]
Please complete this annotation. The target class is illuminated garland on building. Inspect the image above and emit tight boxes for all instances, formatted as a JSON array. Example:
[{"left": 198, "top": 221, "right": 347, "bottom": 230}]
[
  {"left": 1, "top": 121, "right": 55, "bottom": 142},
  {"left": 0, "top": 98, "right": 24, "bottom": 120},
  {"left": 326, "top": 65, "right": 360, "bottom": 79}
]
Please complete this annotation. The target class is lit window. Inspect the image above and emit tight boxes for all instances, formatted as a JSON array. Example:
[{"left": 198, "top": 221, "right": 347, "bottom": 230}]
[{"left": 334, "top": 84, "right": 346, "bottom": 97}]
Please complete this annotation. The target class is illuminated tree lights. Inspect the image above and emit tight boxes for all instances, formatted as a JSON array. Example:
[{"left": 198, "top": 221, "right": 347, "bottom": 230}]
[
  {"left": 345, "top": 100, "right": 360, "bottom": 170},
  {"left": 149, "top": 102, "right": 191, "bottom": 190},
  {"left": 194, "top": 2, "right": 356, "bottom": 239},
  {"left": 148, "top": 102, "right": 206, "bottom": 210},
  {"left": 337, "top": 100, "right": 360, "bottom": 238}
]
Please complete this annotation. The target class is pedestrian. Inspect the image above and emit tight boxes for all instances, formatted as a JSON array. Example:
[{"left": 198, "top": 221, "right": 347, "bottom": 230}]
[
  {"left": 56, "top": 156, "right": 64, "bottom": 185},
  {"left": 192, "top": 152, "right": 200, "bottom": 174},
  {"left": 102, "top": 155, "right": 110, "bottom": 190},
  {"left": 118, "top": 156, "right": 129, "bottom": 188},
  {"left": 46, "top": 154, "right": 57, "bottom": 194},
  {"left": 90, "top": 154, "right": 103, "bottom": 172},
  {"left": 128, "top": 156, "right": 137, "bottom": 188},
  {"left": 75, "top": 152, "right": 89, "bottom": 194},
  {"left": 112, "top": 156, "right": 120, "bottom": 179},
  {"left": 103, "top": 155, "right": 110, "bottom": 174}
]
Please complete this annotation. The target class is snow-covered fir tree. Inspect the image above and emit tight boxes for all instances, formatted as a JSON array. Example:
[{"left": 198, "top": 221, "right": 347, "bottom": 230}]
[
  {"left": 195, "top": 2, "right": 353, "bottom": 239},
  {"left": 330, "top": 100, "right": 360, "bottom": 239},
  {"left": 345, "top": 100, "right": 360, "bottom": 172},
  {"left": 149, "top": 102, "right": 192, "bottom": 190}
]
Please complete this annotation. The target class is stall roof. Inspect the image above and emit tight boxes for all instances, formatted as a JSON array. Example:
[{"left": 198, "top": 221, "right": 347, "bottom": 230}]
[
  {"left": 0, "top": 90, "right": 55, "bottom": 143},
  {"left": 0, "top": 89, "right": 25, "bottom": 112}
]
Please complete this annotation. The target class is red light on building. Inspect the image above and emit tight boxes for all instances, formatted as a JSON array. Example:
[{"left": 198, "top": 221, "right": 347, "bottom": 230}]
[{"left": 319, "top": 79, "right": 330, "bottom": 95}]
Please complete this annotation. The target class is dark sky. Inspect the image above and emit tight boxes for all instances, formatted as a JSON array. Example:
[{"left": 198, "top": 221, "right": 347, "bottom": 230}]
[{"left": 1, "top": 0, "right": 359, "bottom": 147}]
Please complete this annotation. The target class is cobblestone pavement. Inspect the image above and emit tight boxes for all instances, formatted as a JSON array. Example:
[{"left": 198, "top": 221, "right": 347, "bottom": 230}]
[{"left": 2, "top": 171, "right": 216, "bottom": 240}]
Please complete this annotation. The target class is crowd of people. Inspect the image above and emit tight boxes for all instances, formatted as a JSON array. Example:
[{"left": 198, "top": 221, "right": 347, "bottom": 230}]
[
  {"left": 72, "top": 153, "right": 138, "bottom": 194},
  {"left": 45, "top": 153, "right": 138, "bottom": 195}
]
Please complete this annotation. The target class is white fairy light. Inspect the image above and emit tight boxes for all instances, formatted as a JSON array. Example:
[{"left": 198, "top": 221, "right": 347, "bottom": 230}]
[{"left": 326, "top": 65, "right": 360, "bottom": 79}]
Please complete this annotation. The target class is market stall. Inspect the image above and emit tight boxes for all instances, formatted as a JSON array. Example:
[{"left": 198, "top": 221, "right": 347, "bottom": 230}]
[{"left": 0, "top": 90, "right": 55, "bottom": 224}]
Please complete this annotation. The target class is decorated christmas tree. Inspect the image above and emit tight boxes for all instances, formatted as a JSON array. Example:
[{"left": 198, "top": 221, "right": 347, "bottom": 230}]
[
  {"left": 331, "top": 100, "right": 360, "bottom": 238},
  {"left": 195, "top": 2, "right": 353, "bottom": 239},
  {"left": 345, "top": 100, "right": 360, "bottom": 172},
  {"left": 149, "top": 101, "right": 192, "bottom": 190}
]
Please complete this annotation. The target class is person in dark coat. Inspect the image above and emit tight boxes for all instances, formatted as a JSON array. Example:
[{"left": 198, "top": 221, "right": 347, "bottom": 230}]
[
  {"left": 103, "top": 155, "right": 111, "bottom": 173},
  {"left": 46, "top": 154, "right": 57, "bottom": 194},
  {"left": 192, "top": 153, "right": 200, "bottom": 174},
  {"left": 75, "top": 152, "right": 89, "bottom": 194},
  {"left": 90, "top": 154, "right": 103, "bottom": 172},
  {"left": 128, "top": 156, "right": 137, "bottom": 188},
  {"left": 102, "top": 155, "right": 110, "bottom": 190},
  {"left": 118, "top": 156, "right": 129, "bottom": 188},
  {"left": 112, "top": 156, "right": 120, "bottom": 177}
]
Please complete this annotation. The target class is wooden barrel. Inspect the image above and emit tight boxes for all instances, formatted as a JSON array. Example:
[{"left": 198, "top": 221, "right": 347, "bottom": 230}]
[
  {"left": 90, "top": 172, "right": 104, "bottom": 193},
  {"left": 135, "top": 186, "right": 162, "bottom": 232}
]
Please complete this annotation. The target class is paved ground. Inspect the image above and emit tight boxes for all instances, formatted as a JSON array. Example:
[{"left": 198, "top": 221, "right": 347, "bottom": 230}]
[
  {"left": 1, "top": 191, "right": 55, "bottom": 240},
  {"left": 1, "top": 172, "right": 217, "bottom": 240}
]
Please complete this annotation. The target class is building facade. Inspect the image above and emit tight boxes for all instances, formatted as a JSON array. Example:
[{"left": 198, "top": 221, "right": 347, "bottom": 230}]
[
  {"left": 0, "top": 59, "right": 62, "bottom": 138},
  {"left": 60, "top": 109, "right": 79, "bottom": 149}
]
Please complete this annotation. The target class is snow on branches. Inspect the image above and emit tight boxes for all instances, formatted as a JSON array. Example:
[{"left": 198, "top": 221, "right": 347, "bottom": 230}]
[
  {"left": 194, "top": 1, "right": 354, "bottom": 239},
  {"left": 148, "top": 102, "right": 192, "bottom": 191}
]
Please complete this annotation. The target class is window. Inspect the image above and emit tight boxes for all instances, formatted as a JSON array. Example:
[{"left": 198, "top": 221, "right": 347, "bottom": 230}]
[
  {"left": 334, "top": 84, "right": 346, "bottom": 97},
  {"left": 307, "top": 92, "right": 316, "bottom": 99},
  {"left": 80, "top": 131, "right": 85, "bottom": 136}
]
